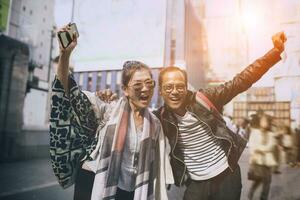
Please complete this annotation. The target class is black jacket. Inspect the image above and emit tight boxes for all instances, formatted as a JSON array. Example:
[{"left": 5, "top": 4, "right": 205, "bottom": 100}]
[{"left": 154, "top": 48, "right": 281, "bottom": 186}]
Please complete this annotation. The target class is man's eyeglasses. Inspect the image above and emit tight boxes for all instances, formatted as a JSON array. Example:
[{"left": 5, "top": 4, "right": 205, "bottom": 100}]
[
  {"left": 162, "top": 84, "right": 186, "bottom": 94},
  {"left": 128, "top": 80, "right": 156, "bottom": 91}
]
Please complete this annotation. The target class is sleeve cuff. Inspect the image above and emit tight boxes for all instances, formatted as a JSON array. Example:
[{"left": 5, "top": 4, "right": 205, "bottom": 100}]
[
  {"left": 52, "top": 74, "right": 80, "bottom": 101},
  {"left": 264, "top": 48, "right": 282, "bottom": 67}
]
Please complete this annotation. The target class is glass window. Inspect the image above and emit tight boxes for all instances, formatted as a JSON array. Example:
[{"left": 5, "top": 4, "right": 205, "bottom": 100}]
[
  {"left": 116, "top": 71, "right": 122, "bottom": 95},
  {"left": 79, "top": 73, "right": 83, "bottom": 88},
  {"left": 96, "top": 72, "right": 102, "bottom": 90},
  {"left": 106, "top": 72, "right": 111, "bottom": 89},
  {"left": 116, "top": 71, "right": 122, "bottom": 84},
  {"left": 87, "top": 73, "right": 93, "bottom": 91}
]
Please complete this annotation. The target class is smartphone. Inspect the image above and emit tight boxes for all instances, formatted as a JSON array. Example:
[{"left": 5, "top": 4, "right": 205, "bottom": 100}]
[{"left": 58, "top": 23, "right": 79, "bottom": 49}]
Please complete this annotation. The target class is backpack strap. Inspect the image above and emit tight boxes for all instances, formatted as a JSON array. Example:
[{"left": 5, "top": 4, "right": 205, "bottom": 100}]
[{"left": 195, "top": 91, "right": 222, "bottom": 116}]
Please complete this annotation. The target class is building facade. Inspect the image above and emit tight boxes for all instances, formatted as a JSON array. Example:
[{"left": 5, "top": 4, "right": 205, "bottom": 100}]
[
  {"left": 163, "top": 0, "right": 209, "bottom": 90},
  {"left": 1, "top": 0, "right": 56, "bottom": 160},
  {"left": 8, "top": 0, "right": 56, "bottom": 128}
]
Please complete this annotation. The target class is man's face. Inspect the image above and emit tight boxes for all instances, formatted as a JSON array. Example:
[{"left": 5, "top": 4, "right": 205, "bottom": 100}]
[{"left": 160, "top": 70, "right": 188, "bottom": 114}]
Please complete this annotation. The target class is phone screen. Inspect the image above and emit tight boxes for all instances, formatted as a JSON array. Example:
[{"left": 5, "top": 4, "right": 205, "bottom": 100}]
[
  {"left": 58, "top": 23, "right": 79, "bottom": 48},
  {"left": 59, "top": 32, "right": 70, "bottom": 48}
]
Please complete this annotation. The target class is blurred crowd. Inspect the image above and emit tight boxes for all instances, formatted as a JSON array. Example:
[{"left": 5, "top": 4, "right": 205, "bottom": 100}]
[
  {"left": 224, "top": 112, "right": 300, "bottom": 200},
  {"left": 225, "top": 113, "right": 300, "bottom": 168}
]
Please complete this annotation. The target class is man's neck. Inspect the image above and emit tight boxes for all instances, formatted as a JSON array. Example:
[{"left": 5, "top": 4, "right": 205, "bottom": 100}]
[{"left": 173, "top": 107, "right": 186, "bottom": 117}]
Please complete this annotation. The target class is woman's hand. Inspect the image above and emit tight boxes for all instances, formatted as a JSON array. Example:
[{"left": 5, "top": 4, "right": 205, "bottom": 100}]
[
  {"left": 57, "top": 24, "right": 78, "bottom": 57},
  {"left": 56, "top": 23, "right": 78, "bottom": 94}
]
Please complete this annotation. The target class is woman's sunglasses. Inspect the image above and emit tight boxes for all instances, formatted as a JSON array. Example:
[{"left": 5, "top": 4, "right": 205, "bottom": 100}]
[{"left": 128, "top": 80, "right": 156, "bottom": 91}]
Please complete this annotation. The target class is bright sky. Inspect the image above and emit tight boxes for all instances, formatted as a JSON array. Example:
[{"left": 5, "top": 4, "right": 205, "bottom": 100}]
[
  {"left": 54, "top": 0, "right": 300, "bottom": 85},
  {"left": 54, "top": 0, "right": 167, "bottom": 71},
  {"left": 203, "top": 0, "right": 300, "bottom": 86}
]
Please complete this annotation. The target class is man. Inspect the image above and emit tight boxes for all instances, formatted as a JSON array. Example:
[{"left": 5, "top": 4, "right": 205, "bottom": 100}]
[
  {"left": 98, "top": 32, "right": 286, "bottom": 199},
  {"left": 153, "top": 32, "right": 286, "bottom": 200}
]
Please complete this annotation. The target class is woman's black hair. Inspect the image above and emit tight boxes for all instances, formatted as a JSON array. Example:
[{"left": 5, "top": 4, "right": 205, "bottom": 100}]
[{"left": 122, "top": 61, "right": 152, "bottom": 87}]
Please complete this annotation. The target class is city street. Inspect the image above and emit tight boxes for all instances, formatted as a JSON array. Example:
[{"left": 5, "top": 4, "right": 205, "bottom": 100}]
[
  {"left": 0, "top": 148, "right": 299, "bottom": 200},
  {"left": 1, "top": 0, "right": 300, "bottom": 200}
]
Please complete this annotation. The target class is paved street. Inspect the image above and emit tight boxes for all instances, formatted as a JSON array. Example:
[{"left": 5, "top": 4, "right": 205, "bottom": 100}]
[{"left": 0, "top": 148, "right": 299, "bottom": 200}]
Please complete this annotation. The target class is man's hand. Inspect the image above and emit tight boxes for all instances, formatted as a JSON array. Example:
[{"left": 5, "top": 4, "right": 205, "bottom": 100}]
[
  {"left": 57, "top": 24, "right": 77, "bottom": 56},
  {"left": 272, "top": 31, "right": 287, "bottom": 52},
  {"left": 96, "top": 89, "right": 118, "bottom": 103}
]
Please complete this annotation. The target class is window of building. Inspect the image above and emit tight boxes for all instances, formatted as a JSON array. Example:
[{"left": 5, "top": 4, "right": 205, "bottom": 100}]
[
  {"left": 116, "top": 71, "right": 122, "bottom": 96},
  {"left": 44, "top": 5, "right": 47, "bottom": 10},
  {"left": 22, "top": 6, "right": 26, "bottom": 11},
  {"left": 106, "top": 72, "right": 112, "bottom": 89},
  {"left": 87, "top": 73, "right": 93, "bottom": 91},
  {"left": 43, "top": 18, "right": 46, "bottom": 22},
  {"left": 30, "top": 10, "right": 33, "bottom": 15},
  {"left": 79, "top": 73, "right": 83, "bottom": 88},
  {"left": 96, "top": 72, "right": 102, "bottom": 90},
  {"left": 39, "top": 54, "right": 42, "bottom": 59},
  {"left": 40, "top": 42, "right": 43, "bottom": 47}
]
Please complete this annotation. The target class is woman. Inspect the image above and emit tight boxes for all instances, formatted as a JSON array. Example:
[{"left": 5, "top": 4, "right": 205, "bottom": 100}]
[
  {"left": 50, "top": 24, "right": 173, "bottom": 200},
  {"left": 248, "top": 114, "right": 278, "bottom": 200}
]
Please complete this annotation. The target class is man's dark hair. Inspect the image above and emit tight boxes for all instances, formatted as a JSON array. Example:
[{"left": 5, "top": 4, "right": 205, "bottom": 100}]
[
  {"left": 122, "top": 61, "right": 152, "bottom": 87},
  {"left": 159, "top": 66, "right": 188, "bottom": 87}
]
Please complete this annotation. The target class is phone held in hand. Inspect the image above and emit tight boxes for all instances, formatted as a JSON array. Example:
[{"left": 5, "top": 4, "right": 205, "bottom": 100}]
[{"left": 58, "top": 23, "right": 79, "bottom": 49}]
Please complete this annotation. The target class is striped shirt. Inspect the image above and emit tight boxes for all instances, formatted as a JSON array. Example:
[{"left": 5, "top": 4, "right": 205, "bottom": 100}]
[{"left": 175, "top": 111, "right": 228, "bottom": 180}]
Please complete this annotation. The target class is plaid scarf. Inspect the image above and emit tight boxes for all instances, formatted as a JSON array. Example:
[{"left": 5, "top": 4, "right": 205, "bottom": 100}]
[{"left": 84, "top": 97, "right": 158, "bottom": 200}]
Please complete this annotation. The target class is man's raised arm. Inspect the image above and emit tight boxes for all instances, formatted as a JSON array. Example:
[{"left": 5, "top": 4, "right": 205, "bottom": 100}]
[{"left": 201, "top": 32, "right": 287, "bottom": 112}]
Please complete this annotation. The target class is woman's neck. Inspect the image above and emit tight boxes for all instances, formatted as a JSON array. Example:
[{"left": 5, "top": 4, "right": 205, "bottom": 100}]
[{"left": 129, "top": 102, "right": 144, "bottom": 131}]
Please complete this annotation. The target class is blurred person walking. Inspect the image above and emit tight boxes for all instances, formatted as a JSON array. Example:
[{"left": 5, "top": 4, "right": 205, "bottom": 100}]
[
  {"left": 248, "top": 114, "right": 278, "bottom": 200},
  {"left": 281, "top": 125, "right": 296, "bottom": 166},
  {"left": 236, "top": 118, "right": 251, "bottom": 141},
  {"left": 272, "top": 127, "right": 283, "bottom": 174},
  {"left": 295, "top": 126, "right": 300, "bottom": 166}
]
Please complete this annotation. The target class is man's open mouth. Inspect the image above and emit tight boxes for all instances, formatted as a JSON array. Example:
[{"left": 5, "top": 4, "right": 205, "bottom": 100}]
[{"left": 170, "top": 97, "right": 181, "bottom": 102}]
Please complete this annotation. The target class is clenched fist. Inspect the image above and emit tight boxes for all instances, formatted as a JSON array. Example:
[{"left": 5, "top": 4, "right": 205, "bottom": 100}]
[{"left": 272, "top": 32, "right": 287, "bottom": 52}]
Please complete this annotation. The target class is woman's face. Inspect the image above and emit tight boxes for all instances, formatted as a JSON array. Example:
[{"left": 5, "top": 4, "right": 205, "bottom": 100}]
[
  {"left": 260, "top": 116, "right": 270, "bottom": 130},
  {"left": 123, "top": 69, "right": 155, "bottom": 110}
]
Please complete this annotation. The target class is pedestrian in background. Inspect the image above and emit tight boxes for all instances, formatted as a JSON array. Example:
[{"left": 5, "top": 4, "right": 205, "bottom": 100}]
[
  {"left": 273, "top": 126, "right": 283, "bottom": 174},
  {"left": 248, "top": 114, "right": 278, "bottom": 200},
  {"left": 237, "top": 117, "right": 251, "bottom": 141},
  {"left": 281, "top": 125, "right": 296, "bottom": 167},
  {"left": 295, "top": 126, "right": 300, "bottom": 166}
]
